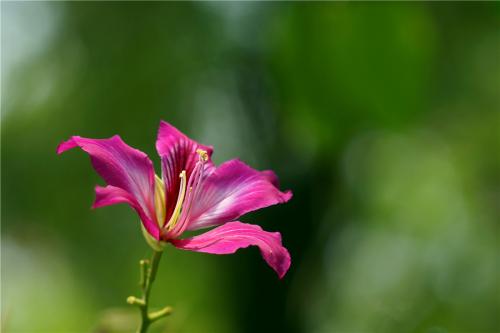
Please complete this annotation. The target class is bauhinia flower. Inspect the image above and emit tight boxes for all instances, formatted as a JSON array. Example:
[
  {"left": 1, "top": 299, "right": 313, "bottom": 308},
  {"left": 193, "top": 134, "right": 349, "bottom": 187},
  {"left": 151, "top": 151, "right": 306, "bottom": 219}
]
[{"left": 57, "top": 121, "right": 292, "bottom": 278}]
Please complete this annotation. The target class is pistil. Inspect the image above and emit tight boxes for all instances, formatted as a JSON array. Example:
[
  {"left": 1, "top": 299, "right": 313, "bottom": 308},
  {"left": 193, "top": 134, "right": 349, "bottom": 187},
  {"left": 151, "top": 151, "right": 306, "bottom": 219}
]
[{"left": 165, "top": 170, "right": 187, "bottom": 231}]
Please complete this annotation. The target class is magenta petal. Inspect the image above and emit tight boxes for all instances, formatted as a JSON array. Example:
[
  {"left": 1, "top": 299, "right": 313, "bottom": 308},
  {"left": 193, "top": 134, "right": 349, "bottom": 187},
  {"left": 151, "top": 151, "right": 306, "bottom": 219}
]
[
  {"left": 171, "top": 221, "right": 291, "bottom": 278},
  {"left": 186, "top": 159, "right": 292, "bottom": 231},
  {"left": 155, "top": 121, "right": 214, "bottom": 222},
  {"left": 156, "top": 120, "right": 213, "bottom": 163},
  {"left": 93, "top": 185, "right": 134, "bottom": 209},
  {"left": 57, "top": 135, "right": 159, "bottom": 239},
  {"left": 93, "top": 185, "right": 159, "bottom": 238}
]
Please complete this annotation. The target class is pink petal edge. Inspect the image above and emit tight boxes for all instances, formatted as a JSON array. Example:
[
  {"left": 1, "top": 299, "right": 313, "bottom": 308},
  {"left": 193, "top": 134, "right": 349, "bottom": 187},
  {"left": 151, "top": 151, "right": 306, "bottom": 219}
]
[{"left": 171, "top": 221, "right": 291, "bottom": 278}]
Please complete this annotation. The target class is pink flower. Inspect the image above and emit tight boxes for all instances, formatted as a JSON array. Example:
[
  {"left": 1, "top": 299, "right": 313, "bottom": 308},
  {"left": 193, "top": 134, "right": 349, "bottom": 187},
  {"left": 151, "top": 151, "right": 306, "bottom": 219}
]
[{"left": 57, "top": 121, "right": 292, "bottom": 278}]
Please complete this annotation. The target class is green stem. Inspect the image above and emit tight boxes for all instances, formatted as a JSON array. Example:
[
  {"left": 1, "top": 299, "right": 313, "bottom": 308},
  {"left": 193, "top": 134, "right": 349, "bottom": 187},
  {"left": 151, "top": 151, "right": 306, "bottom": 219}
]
[{"left": 128, "top": 250, "right": 172, "bottom": 333}]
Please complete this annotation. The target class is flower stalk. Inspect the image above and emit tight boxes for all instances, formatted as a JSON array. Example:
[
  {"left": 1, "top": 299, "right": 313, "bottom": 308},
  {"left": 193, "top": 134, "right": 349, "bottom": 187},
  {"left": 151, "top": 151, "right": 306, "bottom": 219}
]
[{"left": 128, "top": 250, "right": 172, "bottom": 333}]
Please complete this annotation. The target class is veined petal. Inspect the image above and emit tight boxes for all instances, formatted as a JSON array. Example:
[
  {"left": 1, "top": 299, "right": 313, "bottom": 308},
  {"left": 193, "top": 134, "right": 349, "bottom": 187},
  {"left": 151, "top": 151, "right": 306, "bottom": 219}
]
[
  {"left": 171, "top": 221, "right": 291, "bottom": 278},
  {"left": 57, "top": 135, "right": 159, "bottom": 239},
  {"left": 93, "top": 185, "right": 159, "bottom": 238},
  {"left": 185, "top": 159, "right": 292, "bottom": 231},
  {"left": 155, "top": 121, "right": 214, "bottom": 224}
]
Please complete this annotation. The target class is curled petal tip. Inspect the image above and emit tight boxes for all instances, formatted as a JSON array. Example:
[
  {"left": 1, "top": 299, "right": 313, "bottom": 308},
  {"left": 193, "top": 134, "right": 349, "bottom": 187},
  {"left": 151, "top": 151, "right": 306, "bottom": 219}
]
[
  {"left": 281, "top": 190, "right": 293, "bottom": 203},
  {"left": 277, "top": 249, "right": 291, "bottom": 279},
  {"left": 56, "top": 137, "right": 78, "bottom": 154}
]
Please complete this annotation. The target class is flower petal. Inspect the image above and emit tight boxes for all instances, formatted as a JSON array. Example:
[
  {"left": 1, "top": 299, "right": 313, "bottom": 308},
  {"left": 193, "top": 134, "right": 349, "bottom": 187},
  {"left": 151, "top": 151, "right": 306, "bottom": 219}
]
[
  {"left": 186, "top": 159, "right": 292, "bottom": 231},
  {"left": 93, "top": 185, "right": 159, "bottom": 238},
  {"left": 171, "top": 221, "right": 291, "bottom": 278},
  {"left": 57, "top": 135, "right": 159, "bottom": 239},
  {"left": 93, "top": 185, "right": 134, "bottom": 209},
  {"left": 155, "top": 121, "right": 214, "bottom": 224}
]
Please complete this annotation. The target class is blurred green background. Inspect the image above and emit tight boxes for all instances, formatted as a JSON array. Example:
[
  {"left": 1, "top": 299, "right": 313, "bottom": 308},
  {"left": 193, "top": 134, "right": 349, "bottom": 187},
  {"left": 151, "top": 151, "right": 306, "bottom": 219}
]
[{"left": 2, "top": 2, "right": 499, "bottom": 333}]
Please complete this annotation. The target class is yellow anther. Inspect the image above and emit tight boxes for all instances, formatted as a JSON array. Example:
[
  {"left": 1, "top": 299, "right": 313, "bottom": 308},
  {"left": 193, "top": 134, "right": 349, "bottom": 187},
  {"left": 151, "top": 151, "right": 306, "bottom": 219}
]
[
  {"left": 165, "top": 170, "right": 187, "bottom": 231},
  {"left": 196, "top": 149, "right": 208, "bottom": 162}
]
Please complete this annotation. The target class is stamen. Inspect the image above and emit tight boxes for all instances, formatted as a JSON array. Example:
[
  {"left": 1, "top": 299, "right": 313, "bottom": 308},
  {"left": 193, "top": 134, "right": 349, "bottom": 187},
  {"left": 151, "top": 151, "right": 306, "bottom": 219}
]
[
  {"left": 154, "top": 175, "right": 166, "bottom": 227},
  {"left": 170, "top": 158, "right": 206, "bottom": 237},
  {"left": 166, "top": 151, "right": 208, "bottom": 237},
  {"left": 165, "top": 170, "right": 187, "bottom": 231},
  {"left": 196, "top": 149, "right": 208, "bottom": 162}
]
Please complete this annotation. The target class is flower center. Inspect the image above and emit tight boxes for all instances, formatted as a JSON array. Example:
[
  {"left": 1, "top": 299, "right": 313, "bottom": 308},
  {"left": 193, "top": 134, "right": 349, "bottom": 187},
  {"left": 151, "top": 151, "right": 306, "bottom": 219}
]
[{"left": 159, "top": 149, "right": 208, "bottom": 235}]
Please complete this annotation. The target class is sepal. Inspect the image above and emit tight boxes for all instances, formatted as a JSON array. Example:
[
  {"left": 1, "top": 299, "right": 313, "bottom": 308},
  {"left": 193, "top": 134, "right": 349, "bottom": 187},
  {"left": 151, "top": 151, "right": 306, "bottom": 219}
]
[{"left": 141, "top": 224, "right": 166, "bottom": 252}]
